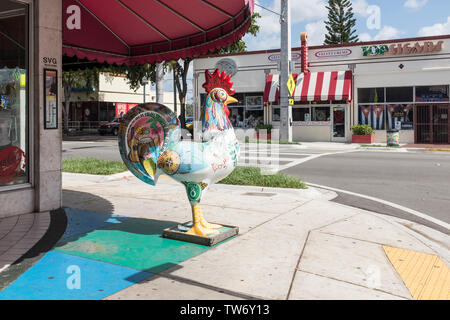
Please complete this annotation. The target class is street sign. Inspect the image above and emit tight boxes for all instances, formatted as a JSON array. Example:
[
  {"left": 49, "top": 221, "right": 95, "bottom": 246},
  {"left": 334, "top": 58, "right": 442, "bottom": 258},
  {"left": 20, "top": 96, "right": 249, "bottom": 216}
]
[
  {"left": 287, "top": 74, "right": 296, "bottom": 97},
  {"left": 289, "top": 98, "right": 294, "bottom": 105}
]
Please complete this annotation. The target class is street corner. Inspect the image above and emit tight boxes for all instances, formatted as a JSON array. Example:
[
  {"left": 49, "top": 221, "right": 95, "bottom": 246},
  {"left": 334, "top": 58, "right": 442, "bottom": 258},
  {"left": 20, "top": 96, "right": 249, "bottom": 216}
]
[
  {"left": 383, "top": 245, "right": 450, "bottom": 300},
  {"left": 0, "top": 207, "right": 237, "bottom": 300}
]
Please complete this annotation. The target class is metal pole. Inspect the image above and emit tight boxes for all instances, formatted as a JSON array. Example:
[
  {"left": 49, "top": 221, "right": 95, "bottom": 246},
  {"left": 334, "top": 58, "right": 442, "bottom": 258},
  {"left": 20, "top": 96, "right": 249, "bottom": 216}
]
[
  {"left": 156, "top": 62, "right": 164, "bottom": 104},
  {"left": 143, "top": 82, "right": 146, "bottom": 103},
  {"left": 279, "top": 0, "right": 292, "bottom": 142},
  {"left": 173, "top": 68, "right": 177, "bottom": 115}
]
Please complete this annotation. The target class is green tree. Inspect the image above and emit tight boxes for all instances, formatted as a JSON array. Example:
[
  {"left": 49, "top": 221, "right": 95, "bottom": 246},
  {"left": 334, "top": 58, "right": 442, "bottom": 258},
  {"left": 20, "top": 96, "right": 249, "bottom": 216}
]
[{"left": 324, "top": 0, "right": 359, "bottom": 45}]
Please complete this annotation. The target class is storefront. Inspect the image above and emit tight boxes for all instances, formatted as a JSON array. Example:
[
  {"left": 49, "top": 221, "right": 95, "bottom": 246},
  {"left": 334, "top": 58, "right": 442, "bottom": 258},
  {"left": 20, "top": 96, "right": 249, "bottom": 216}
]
[
  {"left": 0, "top": 0, "right": 63, "bottom": 218},
  {"left": 193, "top": 34, "right": 450, "bottom": 144},
  {"left": 64, "top": 72, "right": 175, "bottom": 131}
]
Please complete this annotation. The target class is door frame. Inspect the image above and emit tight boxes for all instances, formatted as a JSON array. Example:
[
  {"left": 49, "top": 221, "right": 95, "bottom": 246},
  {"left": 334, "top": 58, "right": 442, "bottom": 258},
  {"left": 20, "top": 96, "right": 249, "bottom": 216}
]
[{"left": 331, "top": 104, "right": 348, "bottom": 142}]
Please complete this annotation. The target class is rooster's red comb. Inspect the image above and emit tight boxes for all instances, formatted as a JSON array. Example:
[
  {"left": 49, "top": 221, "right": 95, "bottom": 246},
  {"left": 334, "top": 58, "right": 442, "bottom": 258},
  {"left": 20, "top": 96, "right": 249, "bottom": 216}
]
[{"left": 202, "top": 69, "right": 235, "bottom": 96}]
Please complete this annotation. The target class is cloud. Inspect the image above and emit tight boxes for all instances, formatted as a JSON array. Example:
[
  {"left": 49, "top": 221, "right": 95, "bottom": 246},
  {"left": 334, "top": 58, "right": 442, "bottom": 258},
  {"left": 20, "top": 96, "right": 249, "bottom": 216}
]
[
  {"left": 246, "top": 0, "right": 328, "bottom": 50},
  {"left": 404, "top": 0, "right": 428, "bottom": 9},
  {"left": 305, "top": 20, "right": 327, "bottom": 46},
  {"left": 418, "top": 16, "right": 450, "bottom": 36},
  {"left": 359, "top": 26, "right": 404, "bottom": 41},
  {"left": 352, "top": 0, "right": 370, "bottom": 17},
  {"left": 289, "top": 0, "right": 328, "bottom": 24}
]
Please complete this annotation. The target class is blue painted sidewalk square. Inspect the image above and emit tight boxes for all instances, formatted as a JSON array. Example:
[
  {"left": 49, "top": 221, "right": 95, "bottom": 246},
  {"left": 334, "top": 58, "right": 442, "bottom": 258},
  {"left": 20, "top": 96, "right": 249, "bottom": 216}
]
[{"left": 0, "top": 251, "right": 152, "bottom": 300}]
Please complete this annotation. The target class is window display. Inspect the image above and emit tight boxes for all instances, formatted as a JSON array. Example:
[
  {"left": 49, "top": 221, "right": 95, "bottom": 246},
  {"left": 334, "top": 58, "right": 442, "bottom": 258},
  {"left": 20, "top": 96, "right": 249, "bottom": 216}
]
[
  {"left": 312, "top": 106, "right": 330, "bottom": 122},
  {"left": 416, "top": 85, "right": 449, "bottom": 102},
  {"left": 0, "top": 0, "right": 29, "bottom": 186},
  {"left": 358, "top": 105, "right": 385, "bottom": 130},
  {"left": 386, "top": 104, "right": 414, "bottom": 130}
]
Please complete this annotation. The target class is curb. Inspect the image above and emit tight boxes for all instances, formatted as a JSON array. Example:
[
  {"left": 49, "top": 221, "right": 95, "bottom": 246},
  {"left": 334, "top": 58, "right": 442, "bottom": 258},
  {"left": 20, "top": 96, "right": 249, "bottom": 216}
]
[
  {"left": 424, "top": 148, "right": 450, "bottom": 152},
  {"left": 305, "top": 182, "right": 450, "bottom": 232},
  {"left": 360, "top": 147, "right": 408, "bottom": 152}
]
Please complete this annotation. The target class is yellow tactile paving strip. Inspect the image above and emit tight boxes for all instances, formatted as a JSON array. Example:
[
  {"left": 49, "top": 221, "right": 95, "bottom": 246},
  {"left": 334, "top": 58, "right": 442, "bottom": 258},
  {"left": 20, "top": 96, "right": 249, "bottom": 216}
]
[{"left": 383, "top": 245, "right": 450, "bottom": 300}]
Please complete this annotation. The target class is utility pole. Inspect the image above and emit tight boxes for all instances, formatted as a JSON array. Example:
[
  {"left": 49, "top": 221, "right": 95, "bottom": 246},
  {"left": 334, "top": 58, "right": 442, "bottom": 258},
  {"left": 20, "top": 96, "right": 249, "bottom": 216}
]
[
  {"left": 173, "top": 68, "right": 177, "bottom": 115},
  {"left": 279, "top": 0, "right": 292, "bottom": 142},
  {"left": 155, "top": 62, "right": 164, "bottom": 104}
]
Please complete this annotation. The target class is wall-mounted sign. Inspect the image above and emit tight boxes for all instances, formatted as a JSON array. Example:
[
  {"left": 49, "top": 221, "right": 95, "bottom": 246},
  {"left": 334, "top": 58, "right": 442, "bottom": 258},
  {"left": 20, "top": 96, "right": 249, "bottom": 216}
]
[
  {"left": 315, "top": 49, "right": 352, "bottom": 58},
  {"left": 43, "top": 56, "right": 57, "bottom": 67},
  {"left": 268, "top": 52, "right": 301, "bottom": 62},
  {"left": 245, "top": 96, "right": 263, "bottom": 110},
  {"left": 215, "top": 58, "right": 238, "bottom": 77},
  {"left": 44, "top": 69, "right": 58, "bottom": 129},
  {"left": 362, "top": 41, "right": 444, "bottom": 57}
]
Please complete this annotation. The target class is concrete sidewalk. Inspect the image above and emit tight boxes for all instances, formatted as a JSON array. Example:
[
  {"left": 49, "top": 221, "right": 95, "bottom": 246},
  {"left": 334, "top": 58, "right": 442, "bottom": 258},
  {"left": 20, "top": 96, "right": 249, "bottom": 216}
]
[{"left": 58, "top": 172, "right": 449, "bottom": 300}]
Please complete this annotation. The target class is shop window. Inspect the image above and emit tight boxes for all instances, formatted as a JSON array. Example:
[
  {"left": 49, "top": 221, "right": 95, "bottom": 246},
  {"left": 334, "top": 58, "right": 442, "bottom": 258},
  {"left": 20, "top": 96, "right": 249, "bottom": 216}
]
[
  {"left": 386, "top": 87, "right": 413, "bottom": 103},
  {"left": 272, "top": 107, "right": 280, "bottom": 121},
  {"left": 229, "top": 106, "right": 244, "bottom": 127},
  {"left": 293, "top": 107, "right": 310, "bottom": 121},
  {"left": 312, "top": 106, "right": 330, "bottom": 122},
  {"left": 416, "top": 85, "right": 449, "bottom": 102},
  {"left": 358, "top": 105, "right": 385, "bottom": 130},
  {"left": 0, "top": 0, "right": 29, "bottom": 187},
  {"left": 386, "top": 104, "right": 414, "bottom": 130},
  {"left": 358, "top": 88, "right": 385, "bottom": 103}
]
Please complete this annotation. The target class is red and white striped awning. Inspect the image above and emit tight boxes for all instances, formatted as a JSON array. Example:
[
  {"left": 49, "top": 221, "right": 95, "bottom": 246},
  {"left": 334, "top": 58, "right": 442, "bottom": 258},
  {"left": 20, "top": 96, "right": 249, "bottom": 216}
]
[{"left": 263, "top": 71, "right": 352, "bottom": 103}]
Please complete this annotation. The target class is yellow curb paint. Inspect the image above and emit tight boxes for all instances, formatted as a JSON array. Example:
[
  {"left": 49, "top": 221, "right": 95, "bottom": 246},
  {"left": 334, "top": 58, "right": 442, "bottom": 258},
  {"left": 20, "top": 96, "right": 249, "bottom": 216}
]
[
  {"left": 383, "top": 245, "right": 450, "bottom": 300},
  {"left": 425, "top": 148, "right": 450, "bottom": 152}
]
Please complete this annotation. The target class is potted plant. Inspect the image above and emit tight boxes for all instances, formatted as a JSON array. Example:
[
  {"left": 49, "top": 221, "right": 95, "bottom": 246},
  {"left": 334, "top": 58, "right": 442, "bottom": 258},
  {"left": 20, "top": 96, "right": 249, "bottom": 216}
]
[
  {"left": 255, "top": 124, "right": 272, "bottom": 140},
  {"left": 351, "top": 124, "right": 375, "bottom": 144}
]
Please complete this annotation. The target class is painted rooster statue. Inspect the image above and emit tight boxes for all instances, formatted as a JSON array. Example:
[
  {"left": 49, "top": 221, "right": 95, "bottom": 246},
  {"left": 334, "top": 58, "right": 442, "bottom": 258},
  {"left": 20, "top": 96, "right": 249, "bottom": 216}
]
[{"left": 118, "top": 69, "right": 239, "bottom": 237}]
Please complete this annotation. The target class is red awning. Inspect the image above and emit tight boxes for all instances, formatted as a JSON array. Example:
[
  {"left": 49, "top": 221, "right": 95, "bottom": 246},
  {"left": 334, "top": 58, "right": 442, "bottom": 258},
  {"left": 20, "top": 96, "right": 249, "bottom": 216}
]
[
  {"left": 263, "top": 71, "right": 353, "bottom": 103},
  {"left": 63, "top": 0, "right": 254, "bottom": 65}
]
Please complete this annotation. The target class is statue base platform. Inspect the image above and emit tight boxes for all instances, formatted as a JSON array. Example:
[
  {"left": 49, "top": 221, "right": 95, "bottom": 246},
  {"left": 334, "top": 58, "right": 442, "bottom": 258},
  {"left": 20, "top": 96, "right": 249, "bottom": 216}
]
[{"left": 162, "top": 222, "right": 239, "bottom": 246}]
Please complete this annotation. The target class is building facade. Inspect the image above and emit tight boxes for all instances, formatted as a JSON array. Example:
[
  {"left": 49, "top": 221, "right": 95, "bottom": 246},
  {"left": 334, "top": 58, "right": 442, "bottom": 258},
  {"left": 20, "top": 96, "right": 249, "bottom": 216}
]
[
  {"left": 64, "top": 72, "right": 176, "bottom": 132},
  {"left": 1, "top": 0, "right": 62, "bottom": 218},
  {"left": 193, "top": 34, "right": 450, "bottom": 144}
]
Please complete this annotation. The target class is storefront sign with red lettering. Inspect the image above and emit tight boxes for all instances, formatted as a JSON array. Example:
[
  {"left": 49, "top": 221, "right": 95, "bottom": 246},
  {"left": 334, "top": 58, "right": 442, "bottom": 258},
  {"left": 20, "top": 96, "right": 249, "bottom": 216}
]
[
  {"left": 268, "top": 52, "right": 301, "bottom": 62},
  {"left": 0, "top": 146, "right": 26, "bottom": 183},
  {"left": 315, "top": 49, "right": 352, "bottom": 58}
]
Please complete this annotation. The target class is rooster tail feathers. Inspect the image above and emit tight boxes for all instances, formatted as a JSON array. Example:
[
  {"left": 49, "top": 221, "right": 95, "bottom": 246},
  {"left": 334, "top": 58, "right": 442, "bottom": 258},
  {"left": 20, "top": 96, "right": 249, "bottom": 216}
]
[{"left": 118, "top": 103, "right": 181, "bottom": 185}]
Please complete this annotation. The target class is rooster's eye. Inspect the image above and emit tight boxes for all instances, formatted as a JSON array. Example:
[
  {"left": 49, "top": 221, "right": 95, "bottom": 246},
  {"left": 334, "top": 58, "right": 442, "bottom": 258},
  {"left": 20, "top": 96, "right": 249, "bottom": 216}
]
[{"left": 214, "top": 89, "right": 227, "bottom": 102}]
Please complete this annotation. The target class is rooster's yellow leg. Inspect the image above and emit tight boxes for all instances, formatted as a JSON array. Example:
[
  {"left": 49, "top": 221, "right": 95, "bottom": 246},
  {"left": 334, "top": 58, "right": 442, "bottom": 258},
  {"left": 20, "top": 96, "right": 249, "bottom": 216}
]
[
  {"left": 198, "top": 215, "right": 223, "bottom": 230},
  {"left": 186, "top": 205, "right": 219, "bottom": 237}
]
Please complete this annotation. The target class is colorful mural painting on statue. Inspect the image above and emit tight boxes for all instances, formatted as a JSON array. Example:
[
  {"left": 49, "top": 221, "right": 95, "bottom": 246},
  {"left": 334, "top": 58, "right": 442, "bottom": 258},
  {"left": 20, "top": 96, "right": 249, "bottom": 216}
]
[{"left": 118, "top": 69, "right": 240, "bottom": 238}]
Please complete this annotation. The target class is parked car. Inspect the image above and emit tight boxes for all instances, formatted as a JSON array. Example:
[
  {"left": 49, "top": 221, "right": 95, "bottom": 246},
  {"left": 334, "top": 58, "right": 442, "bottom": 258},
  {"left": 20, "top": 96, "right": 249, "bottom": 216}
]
[{"left": 98, "top": 118, "right": 120, "bottom": 136}]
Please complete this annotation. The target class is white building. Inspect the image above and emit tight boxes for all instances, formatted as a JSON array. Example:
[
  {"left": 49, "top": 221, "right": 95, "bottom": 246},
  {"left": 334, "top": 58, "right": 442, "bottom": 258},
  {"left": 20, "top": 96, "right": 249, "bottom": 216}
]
[
  {"left": 193, "top": 34, "right": 450, "bottom": 144},
  {"left": 66, "top": 72, "right": 177, "bottom": 129}
]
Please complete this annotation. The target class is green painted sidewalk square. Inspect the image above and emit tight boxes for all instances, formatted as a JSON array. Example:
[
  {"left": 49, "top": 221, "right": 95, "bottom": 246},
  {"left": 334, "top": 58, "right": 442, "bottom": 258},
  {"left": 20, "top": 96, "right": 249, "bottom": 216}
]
[{"left": 54, "top": 218, "right": 212, "bottom": 274}]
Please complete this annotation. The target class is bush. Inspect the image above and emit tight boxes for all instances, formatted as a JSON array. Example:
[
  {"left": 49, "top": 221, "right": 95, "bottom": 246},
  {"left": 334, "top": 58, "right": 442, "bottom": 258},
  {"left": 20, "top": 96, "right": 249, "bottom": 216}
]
[
  {"left": 255, "top": 124, "right": 273, "bottom": 133},
  {"left": 351, "top": 124, "right": 374, "bottom": 135}
]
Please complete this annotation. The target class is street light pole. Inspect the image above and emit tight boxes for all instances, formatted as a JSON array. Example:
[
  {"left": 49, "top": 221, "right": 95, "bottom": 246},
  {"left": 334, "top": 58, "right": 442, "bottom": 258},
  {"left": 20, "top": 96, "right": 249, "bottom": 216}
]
[
  {"left": 142, "top": 76, "right": 148, "bottom": 103},
  {"left": 279, "top": 0, "right": 292, "bottom": 142},
  {"left": 156, "top": 62, "right": 164, "bottom": 104}
]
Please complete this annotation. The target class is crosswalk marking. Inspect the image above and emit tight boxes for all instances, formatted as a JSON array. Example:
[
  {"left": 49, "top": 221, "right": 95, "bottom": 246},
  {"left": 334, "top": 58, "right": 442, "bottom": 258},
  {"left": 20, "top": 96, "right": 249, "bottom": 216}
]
[{"left": 238, "top": 144, "right": 355, "bottom": 173}]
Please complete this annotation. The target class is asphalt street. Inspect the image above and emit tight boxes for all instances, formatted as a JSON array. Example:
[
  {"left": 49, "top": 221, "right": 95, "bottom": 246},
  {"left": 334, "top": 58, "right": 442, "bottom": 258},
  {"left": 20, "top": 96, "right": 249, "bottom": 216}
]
[
  {"left": 282, "top": 151, "right": 450, "bottom": 226},
  {"left": 63, "top": 137, "right": 450, "bottom": 232}
]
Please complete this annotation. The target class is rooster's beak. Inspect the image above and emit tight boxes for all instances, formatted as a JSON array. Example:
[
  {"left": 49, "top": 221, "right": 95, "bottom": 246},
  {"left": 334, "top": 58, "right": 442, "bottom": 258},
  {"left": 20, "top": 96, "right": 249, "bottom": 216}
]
[{"left": 225, "top": 96, "right": 238, "bottom": 106}]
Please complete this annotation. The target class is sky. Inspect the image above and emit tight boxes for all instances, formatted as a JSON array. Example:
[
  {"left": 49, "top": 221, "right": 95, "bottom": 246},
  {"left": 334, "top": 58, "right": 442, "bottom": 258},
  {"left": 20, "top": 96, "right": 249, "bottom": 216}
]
[
  {"left": 243, "top": 0, "right": 450, "bottom": 49},
  {"left": 159, "top": 0, "right": 450, "bottom": 104}
]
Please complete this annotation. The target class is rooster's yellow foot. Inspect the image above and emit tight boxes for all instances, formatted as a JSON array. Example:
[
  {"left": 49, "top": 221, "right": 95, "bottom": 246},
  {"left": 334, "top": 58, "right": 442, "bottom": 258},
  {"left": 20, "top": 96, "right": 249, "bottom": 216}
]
[
  {"left": 199, "top": 220, "right": 223, "bottom": 229},
  {"left": 186, "top": 223, "right": 219, "bottom": 237}
]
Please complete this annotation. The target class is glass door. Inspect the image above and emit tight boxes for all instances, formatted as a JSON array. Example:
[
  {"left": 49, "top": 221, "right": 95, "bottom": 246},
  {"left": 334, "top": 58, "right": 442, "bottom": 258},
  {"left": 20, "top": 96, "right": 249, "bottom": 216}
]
[{"left": 332, "top": 105, "right": 346, "bottom": 142}]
